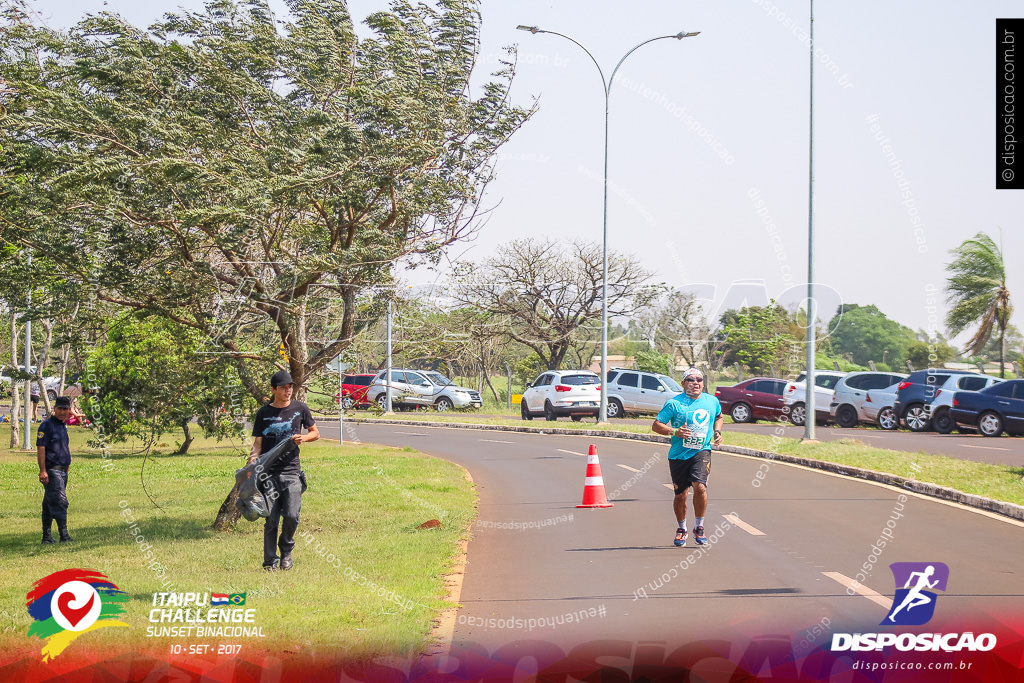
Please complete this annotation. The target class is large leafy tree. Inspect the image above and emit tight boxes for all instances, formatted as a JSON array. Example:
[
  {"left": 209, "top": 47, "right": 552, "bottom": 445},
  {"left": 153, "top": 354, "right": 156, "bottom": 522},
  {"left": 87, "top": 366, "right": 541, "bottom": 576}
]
[
  {"left": 715, "top": 304, "right": 794, "bottom": 376},
  {"left": 0, "top": 0, "right": 532, "bottom": 399},
  {"left": 83, "top": 313, "right": 253, "bottom": 454},
  {"left": 451, "top": 238, "right": 657, "bottom": 370},
  {"left": 945, "top": 232, "right": 1014, "bottom": 377},
  {"left": 826, "top": 304, "right": 916, "bottom": 368}
]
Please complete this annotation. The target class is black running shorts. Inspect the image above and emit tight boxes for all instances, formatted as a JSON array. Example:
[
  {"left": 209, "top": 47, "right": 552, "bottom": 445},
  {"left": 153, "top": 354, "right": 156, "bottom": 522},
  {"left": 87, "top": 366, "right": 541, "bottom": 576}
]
[{"left": 669, "top": 450, "right": 712, "bottom": 494}]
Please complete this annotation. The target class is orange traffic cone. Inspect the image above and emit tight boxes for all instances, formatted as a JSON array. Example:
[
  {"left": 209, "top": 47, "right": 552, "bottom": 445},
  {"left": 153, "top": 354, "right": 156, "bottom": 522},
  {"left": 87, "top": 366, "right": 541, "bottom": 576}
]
[{"left": 577, "top": 444, "right": 614, "bottom": 508}]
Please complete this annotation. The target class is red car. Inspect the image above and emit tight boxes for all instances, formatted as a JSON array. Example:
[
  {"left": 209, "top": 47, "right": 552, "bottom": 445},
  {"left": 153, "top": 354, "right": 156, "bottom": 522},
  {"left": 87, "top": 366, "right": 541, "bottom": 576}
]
[
  {"left": 336, "top": 373, "right": 375, "bottom": 409},
  {"left": 714, "top": 377, "right": 789, "bottom": 423}
]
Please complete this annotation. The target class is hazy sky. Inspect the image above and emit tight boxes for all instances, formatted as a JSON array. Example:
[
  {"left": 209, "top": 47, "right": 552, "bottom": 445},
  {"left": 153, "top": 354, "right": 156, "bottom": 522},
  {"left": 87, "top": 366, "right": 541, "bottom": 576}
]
[{"left": 23, "top": 0, "right": 1024, "bottom": 349}]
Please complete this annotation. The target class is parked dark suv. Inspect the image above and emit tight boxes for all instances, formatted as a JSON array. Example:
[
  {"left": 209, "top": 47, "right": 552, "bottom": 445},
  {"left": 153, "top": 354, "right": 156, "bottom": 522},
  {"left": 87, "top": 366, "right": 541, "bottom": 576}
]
[
  {"left": 893, "top": 369, "right": 989, "bottom": 431},
  {"left": 951, "top": 379, "right": 1024, "bottom": 437}
]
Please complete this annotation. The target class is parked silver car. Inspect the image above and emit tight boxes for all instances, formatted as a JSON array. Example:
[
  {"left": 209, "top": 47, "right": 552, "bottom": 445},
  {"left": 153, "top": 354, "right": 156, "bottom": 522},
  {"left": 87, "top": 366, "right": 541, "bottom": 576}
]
[
  {"left": 604, "top": 369, "right": 683, "bottom": 418},
  {"left": 862, "top": 386, "right": 901, "bottom": 430},
  {"left": 829, "top": 372, "right": 907, "bottom": 427},
  {"left": 366, "top": 369, "right": 482, "bottom": 411}
]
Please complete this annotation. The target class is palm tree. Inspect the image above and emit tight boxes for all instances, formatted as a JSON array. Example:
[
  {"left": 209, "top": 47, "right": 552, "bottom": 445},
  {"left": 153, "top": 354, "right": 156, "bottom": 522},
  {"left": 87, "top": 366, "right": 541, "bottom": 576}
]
[{"left": 945, "top": 231, "right": 1013, "bottom": 377}]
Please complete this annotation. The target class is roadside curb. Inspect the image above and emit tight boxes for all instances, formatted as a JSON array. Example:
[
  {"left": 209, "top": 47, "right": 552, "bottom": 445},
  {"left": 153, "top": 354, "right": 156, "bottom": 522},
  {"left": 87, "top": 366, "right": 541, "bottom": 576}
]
[{"left": 351, "top": 418, "right": 1024, "bottom": 523}]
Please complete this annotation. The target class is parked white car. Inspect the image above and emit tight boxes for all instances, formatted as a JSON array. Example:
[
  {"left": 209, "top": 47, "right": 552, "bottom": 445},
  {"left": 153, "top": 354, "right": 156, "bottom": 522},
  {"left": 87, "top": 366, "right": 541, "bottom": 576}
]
[
  {"left": 1, "top": 365, "right": 67, "bottom": 401},
  {"left": 829, "top": 372, "right": 907, "bottom": 427},
  {"left": 783, "top": 370, "right": 846, "bottom": 426},
  {"left": 604, "top": 369, "right": 683, "bottom": 417},
  {"left": 521, "top": 370, "right": 601, "bottom": 421}
]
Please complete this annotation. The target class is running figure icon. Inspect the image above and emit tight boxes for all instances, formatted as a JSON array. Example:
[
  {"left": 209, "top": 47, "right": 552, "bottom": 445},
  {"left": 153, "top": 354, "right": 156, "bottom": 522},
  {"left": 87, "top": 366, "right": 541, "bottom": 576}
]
[{"left": 887, "top": 565, "right": 939, "bottom": 622}]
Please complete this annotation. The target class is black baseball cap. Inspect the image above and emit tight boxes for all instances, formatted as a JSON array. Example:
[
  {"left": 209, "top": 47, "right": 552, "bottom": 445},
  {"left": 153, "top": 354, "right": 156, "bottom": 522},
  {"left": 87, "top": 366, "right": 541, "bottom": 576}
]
[
  {"left": 270, "top": 370, "right": 293, "bottom": 388},
  {"left": 54, "top": 396, "right": 71, "bottom": 408}
]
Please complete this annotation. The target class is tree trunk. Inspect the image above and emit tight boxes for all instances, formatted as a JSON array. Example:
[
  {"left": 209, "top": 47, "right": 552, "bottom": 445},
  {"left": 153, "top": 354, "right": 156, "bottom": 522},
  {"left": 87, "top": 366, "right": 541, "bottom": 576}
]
[
  {"left": 1000, "top": 327, "right": 1006, "bottom": 379},
  {"left": 483, "top": 372, "right": 500, "bottom": 402},
  {"left": 8, "top": 314, "right": 20, "bottom": 449},
  {"left": 174, "top": 422, "right": 194, "bottom": 455},
  {"left": 212, "top": 481, "right": 243, "bottom": 531},
  {"left": 35, "top": 318, "right": 55, "bottom": 417}
]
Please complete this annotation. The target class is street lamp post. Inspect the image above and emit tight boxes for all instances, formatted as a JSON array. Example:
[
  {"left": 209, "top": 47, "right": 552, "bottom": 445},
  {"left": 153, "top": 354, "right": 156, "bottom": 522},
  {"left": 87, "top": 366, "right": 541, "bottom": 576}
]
[
  {"left": 516, "top": 25, "right": 699, "bottom": 423},
  {"left": 804, "top": 0, "right": 816, "bottom": 441}
]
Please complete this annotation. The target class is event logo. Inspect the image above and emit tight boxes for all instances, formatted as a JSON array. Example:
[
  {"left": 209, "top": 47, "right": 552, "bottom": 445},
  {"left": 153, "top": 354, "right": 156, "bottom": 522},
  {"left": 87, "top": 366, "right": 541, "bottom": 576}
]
[
  {"left": 882, "top": 562, "right": 949, "bottom": 626},
  {"left": 692, "top": 409, "right": 710, "bottom": 426},
  {"left": 26, "top": 569, "right": 129, "bottom": 661}
]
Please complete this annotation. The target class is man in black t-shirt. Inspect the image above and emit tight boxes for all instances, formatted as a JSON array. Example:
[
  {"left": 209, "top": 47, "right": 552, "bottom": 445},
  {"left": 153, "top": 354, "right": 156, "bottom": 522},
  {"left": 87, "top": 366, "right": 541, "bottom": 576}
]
[
  {"left": 249, "top": 370, "right": 319, "bottom": 570},
  {"left": 37, "top": 396, "right": 74, "bottom": 544}
]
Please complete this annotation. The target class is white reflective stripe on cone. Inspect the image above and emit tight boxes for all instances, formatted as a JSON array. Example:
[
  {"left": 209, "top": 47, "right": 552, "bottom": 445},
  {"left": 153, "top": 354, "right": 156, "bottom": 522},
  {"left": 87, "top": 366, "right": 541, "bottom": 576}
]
[{"left": 584, "top": 477, "right": 605, "bottom": 487}]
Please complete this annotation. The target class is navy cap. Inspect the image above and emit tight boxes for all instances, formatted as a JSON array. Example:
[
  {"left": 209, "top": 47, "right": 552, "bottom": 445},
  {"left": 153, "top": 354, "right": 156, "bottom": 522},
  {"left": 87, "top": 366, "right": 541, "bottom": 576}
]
[
  {"left": 54, "top": 396, "right": 72, "bottom": 408},
  {"left": 271, "top": 370, "right": 293, "bottom": 388}
]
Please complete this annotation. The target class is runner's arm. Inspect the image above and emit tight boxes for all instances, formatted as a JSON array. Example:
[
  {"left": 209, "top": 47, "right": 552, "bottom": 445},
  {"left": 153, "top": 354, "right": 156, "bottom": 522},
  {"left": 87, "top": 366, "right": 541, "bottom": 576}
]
[
  {"left": 652, "top": 420, "right": 689, "bottom": 438},
  {"left": 296, "top": 423, "right": 319, "bottom": 444},
  {"left": 248, "top": 437, "right": 262, "bottom": 464}
]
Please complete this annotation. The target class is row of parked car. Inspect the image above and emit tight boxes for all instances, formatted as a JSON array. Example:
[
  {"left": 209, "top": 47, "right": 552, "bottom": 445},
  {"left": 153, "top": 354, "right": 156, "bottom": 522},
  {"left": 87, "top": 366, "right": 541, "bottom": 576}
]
[
  {"left": 519, "top": 368, "right": 689, "bottom": 421},
  {"left": 342, "top": 365, "right": 1024, "bottom": 437},
  {"left": 714, "top": 369, "right": 1024, "bottom": 437}
]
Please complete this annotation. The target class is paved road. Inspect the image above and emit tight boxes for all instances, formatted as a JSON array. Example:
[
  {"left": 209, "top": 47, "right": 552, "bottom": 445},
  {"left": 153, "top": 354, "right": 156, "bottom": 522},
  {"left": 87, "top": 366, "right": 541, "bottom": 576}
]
[{"left": 322, "top": 422, "right": 1024, "bottom": 666}]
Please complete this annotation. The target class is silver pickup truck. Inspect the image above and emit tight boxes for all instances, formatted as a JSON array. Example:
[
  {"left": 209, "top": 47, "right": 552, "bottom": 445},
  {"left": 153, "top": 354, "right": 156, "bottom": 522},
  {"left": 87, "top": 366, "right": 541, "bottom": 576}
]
[{"left": 366, "top": 369, "right": 483, "bottom": 412}]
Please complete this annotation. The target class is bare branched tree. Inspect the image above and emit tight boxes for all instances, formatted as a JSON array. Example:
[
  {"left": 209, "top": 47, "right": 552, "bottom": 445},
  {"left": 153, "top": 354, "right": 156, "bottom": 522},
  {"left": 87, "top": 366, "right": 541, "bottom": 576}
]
[{"left": 452, "top": 238, "right": 657, "bottom": 370}]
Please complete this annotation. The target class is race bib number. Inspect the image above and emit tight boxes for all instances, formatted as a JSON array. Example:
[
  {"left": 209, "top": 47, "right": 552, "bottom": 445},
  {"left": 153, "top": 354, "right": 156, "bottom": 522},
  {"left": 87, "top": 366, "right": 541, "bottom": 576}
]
[{"left": 682, "top": 408, "right": 711, "bottom": 449}]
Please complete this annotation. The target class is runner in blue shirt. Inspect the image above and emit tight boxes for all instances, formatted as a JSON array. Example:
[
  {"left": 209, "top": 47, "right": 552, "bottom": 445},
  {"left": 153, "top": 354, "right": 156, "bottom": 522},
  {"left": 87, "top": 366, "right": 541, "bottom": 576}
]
[{"left": 652, "top": 367, "right": 723, "bottom": 547}]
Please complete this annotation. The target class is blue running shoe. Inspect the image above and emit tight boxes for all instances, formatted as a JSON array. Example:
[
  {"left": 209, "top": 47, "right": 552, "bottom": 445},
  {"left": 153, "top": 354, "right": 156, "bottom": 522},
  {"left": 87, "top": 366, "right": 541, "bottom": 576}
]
[
  {"left": 694, "top": 526, "right": 707, "bottom": 545},
  {"left": 674, "top": 528, "right": 687, "bottom": 547}
]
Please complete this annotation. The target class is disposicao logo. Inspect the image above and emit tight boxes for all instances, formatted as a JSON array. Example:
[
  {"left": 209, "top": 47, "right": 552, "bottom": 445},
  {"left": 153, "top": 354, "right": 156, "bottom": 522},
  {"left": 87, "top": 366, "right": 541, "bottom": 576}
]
[
  {"left": 831, "top": 561, "right": 997, "bottom": 653},
  {"left": 882, "top": 561, "right": 948, "bottom": 626},
  {"left": 26, "top": 569, "right": 129, "bottom": 661}
]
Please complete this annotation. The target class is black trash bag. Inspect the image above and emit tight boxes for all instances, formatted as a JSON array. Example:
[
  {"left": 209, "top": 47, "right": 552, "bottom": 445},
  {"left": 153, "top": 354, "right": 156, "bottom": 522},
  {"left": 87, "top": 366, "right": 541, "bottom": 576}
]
[{"left": 234, "top": 438, "right": 297, "bottom": 521}]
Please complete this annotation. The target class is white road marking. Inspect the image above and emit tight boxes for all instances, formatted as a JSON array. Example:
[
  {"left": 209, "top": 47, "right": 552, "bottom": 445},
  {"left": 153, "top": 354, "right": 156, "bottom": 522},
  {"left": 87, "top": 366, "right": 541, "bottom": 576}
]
[
  {"left": 479, "top": 439, "right": 513, "bottom": 444},
  {"left": 961, "top": 444, "right": 1009, "bottom": 451},
  {"left": 618, "top": 464, "right": 641, "bottom": 473},
  {"left": 557, "top": 448, "right": 586, "bottom": 456},
  {"left": 394, "top": 431, "right": 426, "bottom": 436},
  {"left": 822, "top": 571, "right": 890, "bottom": 609},
  {"left": 663, "top": 483, "right": 675, "bottom": 491},
  {"left": 723, "top": 514, "right": 766, "bottom": 536}
]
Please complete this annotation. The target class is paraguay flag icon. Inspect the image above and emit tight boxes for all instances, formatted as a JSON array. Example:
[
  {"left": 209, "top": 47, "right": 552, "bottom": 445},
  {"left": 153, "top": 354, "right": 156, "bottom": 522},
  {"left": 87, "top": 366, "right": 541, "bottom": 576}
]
[{"left": 25, "top": 569, "right": 129, "bottom": 661}]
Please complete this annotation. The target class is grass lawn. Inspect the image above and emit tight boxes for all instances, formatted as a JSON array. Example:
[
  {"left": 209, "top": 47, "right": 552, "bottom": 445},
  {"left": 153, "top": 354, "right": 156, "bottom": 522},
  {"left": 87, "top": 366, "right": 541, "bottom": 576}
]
[
  {"left": 0, "top": 430, "right": 476, "bottom": 661},
  {"left": 349, "top": 411, "right": 1024, "bottom": 507}
]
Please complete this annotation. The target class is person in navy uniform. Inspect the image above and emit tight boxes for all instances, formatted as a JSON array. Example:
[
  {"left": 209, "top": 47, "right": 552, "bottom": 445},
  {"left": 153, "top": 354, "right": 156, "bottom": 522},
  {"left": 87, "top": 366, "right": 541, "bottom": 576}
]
[
  {"left": 37, "top": 396, "right": 74, "bottom": 544},
  {"left": 248, "top": 370, "right": 319, "bottom": 570}
]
